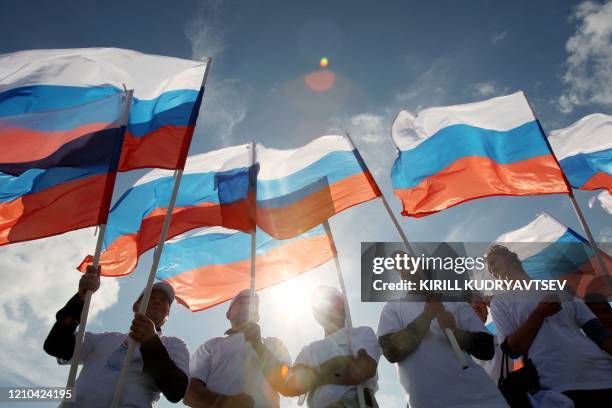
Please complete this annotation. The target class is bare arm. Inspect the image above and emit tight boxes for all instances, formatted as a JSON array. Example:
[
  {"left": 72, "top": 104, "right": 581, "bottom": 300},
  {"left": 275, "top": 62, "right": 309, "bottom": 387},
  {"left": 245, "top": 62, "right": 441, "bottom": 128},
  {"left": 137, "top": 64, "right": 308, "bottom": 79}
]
[{"left": 379, "top": 308, "right": 435, "bottom": 363}]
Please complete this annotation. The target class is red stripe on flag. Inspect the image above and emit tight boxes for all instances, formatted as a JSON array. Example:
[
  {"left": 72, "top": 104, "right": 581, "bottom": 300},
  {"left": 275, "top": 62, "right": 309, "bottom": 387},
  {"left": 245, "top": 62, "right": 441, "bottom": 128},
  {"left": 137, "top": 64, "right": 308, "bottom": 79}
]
[
  {"left": 394, "top": 155, "right": 569, "bottom": 217},
  {"left": 0, "top": 174, "right": 108, "bottom": 245},
  {"left": 118, "top": 125, "right": 194, "bottom": 171},
  {"left": 581, "top": 173, "right": 612, "bottom": 194},
  {"left": 165, "top": 233, "right": 334, "bottom": 311},
  {"left": 79, "top": 198, "right": 254, "bottom": 276},
  {"left": 256, "top": 172, "right": 380, "bottom": 240}
]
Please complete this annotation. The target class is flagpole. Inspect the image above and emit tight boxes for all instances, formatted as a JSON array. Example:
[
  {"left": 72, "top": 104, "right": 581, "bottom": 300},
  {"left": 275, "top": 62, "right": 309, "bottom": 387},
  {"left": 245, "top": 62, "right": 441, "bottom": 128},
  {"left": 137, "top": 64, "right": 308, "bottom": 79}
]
[
  {"left": 343, "top": 131, "right": 468, "bottom": 369},
  {"left": 62, "top": 91, "right": 133, "bottom": 406},
  {"left": 343, "top": 132, "right": 417, "bottom": 256},
  {"left": 249, "top": 141, "right": 257, "bottom": 318},
  {"left": 110, "top": 59, "right": 212, "bottom": 408},
  {"left": 522, "top": 91, "right": 609, "bottom": 276},
  {"left": 323, "top": 221, "right": 367, "bottom": 408}
]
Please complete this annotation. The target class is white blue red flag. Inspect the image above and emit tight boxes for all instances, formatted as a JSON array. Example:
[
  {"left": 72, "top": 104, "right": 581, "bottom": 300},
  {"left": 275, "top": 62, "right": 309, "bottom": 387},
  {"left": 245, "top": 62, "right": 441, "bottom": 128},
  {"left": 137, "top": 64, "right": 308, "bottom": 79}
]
[
  {"left": 0, "top": 48, "right": 208, "bottom": 171},
  {"left": 156, "top": 225, "right": 334, "bottom": 311},
  {"left": 391, "top": 92, "right": 569, "bottom": 217},
  {"left": 0, "top": 92, "right": 130, "bottom": 245},
  {"left": 549, "top": 113, "right": 611, "bottom": 193}
]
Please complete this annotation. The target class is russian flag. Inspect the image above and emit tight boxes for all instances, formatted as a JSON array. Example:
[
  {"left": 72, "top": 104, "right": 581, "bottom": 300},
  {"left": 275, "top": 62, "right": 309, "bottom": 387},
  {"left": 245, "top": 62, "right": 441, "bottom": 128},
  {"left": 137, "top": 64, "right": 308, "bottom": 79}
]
[
  {"left": 156, "top": 225, "right": 334, "bottom": 311},
  {"left": 0, "top": 92, "right": 130, "bottom": 245},
  {"left": 0, "top": 48, "right": 208, "bottom": 171},
  {"left": 391, "top": 92, "right": 569, "bottom": 217},
  {"left": 549, "top": 113, "right": 612, "bottom": 193},
  {"left": 256, "top": 135, "right": 381, "bottom": 239},
  {"left": 79, "top": 144, "right": 255, "bottom": 277},
  {"left": 495, "top": 213, "right": 611, "bottom": 297}
]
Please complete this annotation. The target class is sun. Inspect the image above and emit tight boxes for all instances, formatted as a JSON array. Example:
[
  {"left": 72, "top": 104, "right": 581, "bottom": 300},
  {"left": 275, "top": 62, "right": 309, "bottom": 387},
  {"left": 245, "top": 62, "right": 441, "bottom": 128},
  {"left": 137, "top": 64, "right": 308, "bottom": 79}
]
[{"left": 267, "top": 278, "right": 313, "bottom": 322}]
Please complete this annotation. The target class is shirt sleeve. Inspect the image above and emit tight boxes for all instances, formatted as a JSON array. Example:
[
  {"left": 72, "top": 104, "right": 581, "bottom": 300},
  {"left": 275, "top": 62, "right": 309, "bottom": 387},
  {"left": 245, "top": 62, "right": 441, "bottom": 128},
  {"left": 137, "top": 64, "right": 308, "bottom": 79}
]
[
  {"left": 455, "top": 303, "right": 488, "bottom": 333},
  {"left": 572, "top": 298, "right": 597, "bottom": 327},
  {"left": 57, "top": 331, "right": 99, "bottom": 365},
  {"left": 162, "top": 336, "right": 190, "bottom": 377},
  {"left": 264, "top": 337, "right": 292, "bottom": 366},
  {"left": 353, "top": 327, "right": 382, "bottom": 362},
  {"left": 190, "top": 340, "right": 214, "bottom": 382},
  {"left": 294, "top": 344, "right": 312, "bottom": 367},
  {"left": 376, "top": 303, "right": 403, "bottom": 337},
  {"left": 489, "top": 296, "right": 516, "bottom": 343}
]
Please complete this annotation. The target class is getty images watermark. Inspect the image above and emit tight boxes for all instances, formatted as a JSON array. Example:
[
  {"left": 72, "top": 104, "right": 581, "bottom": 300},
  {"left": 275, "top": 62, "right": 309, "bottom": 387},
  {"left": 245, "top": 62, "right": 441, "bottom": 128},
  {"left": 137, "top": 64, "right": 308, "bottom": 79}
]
[{"left": 360, "top": 242, "right": 610, "bottom": 302}]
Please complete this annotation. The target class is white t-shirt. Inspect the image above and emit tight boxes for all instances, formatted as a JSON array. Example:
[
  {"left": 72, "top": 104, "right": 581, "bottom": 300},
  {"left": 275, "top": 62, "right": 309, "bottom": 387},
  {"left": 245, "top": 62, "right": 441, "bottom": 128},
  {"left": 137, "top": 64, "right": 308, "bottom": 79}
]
[
  {"left": 293, "top": 326, "right": 381, "bottom": 408},
  {"left": 190, "top": 332, "right": 291, "bottom": 408},
  {"left": 59, "top": 331, "right": 189, "bottom": 407},
  {"left": 490, "top": 291, "right": 612, "bottom": 392},
  {"left": 377, "top": 301, "right": 508, "bottom": 408},
  {"left": 473, "top": 335, "right": 503, "bottom": 384}
]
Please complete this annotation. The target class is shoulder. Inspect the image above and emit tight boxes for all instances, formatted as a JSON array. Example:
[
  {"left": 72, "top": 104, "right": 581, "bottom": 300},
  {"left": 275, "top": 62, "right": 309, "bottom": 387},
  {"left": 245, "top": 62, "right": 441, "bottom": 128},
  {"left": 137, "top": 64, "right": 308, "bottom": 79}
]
[
  {"left": 160, "top": 335, "right": 189, "bottom": 352},
  {"left": 263, "top": 336, "right": 289, "bottom": 353},
  {"left": 352, "top": 326, "right": 377, "bottom": 339},
  {"left": 198, "top": 336, "right": 225, "bottom": 352}
]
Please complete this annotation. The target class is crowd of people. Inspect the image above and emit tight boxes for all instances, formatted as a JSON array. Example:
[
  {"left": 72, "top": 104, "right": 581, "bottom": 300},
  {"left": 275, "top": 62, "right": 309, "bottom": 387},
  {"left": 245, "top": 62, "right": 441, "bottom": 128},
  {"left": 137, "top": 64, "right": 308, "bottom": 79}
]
[{"left": 44, "top": 245, "right": 612, "bottom": 407}]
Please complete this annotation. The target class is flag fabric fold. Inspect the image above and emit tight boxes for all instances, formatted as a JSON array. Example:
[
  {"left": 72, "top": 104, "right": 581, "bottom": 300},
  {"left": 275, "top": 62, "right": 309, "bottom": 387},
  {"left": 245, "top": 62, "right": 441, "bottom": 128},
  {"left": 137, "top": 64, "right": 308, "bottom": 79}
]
[
  {"left": 0, "top": 92, "right": 130, "bottom": 245},
  {"left": 549, "top": 113, "right": 612, "bottom": 193},
  {"left": 0, "top": 48, "right": 208, "bottom": 171},
  {"left": 156, "top": 225, "right": 334, "bottom": 311},
  {"left": 79, "top": 144, "right": 255, "bottom": 277},
  {"left": 391, "top": 92, "right": 569, "bottom": 217},
  {"left": 256, "top": 135, "right": 381, "bottom": 239},
  {"left": 494, "top": 213, "right": 611, "bottom": 297}
]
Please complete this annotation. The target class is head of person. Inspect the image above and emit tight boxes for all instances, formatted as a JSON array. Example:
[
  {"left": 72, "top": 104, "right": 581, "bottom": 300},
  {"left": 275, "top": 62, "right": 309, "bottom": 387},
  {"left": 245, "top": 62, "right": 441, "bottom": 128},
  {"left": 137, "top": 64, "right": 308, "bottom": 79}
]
[
  {"left": 311, "top": 286, "right": 346, "bottom": 332},
  {"left": 466, "top": 291, "right": 488, "bottom": 323},
  {"left": 133, "top": 282, "right": 175, "bottom": 329},
  {"left": 391, "top": 250, "right": 430, "bottom": 283},
  {"left": 486, "top": 244, "right": 526, "bottom": 281},
  {"left": 226, "top": 289, "right": 259, "bottom": 328}
]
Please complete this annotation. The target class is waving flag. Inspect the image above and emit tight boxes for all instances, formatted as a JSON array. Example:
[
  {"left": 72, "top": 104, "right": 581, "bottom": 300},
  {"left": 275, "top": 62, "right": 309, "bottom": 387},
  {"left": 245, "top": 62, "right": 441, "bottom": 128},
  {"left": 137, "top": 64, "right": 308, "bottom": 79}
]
[
  {"left": 157, "top": 225, "right": 334, "bottom": 311},
  {"left": 549, "top": 113, "right": 612, "bottom": 193},
  {"left": 0, "top": 48, "right": 208, "bottom": 171},
  {"left": 495, "top": 213, "right": 611, "bottom": 297},
  {"left": 256, "top": 135, "right": 381, "bottom": 239},
  {"left": 79, "top": 144, "right": 255, "bottom": 277},
  {"left": 0, "top": 92, "right": 130, "bottom": 245},
  {"left": 391, "top": 92, "right": 569, "bottom": 217}
]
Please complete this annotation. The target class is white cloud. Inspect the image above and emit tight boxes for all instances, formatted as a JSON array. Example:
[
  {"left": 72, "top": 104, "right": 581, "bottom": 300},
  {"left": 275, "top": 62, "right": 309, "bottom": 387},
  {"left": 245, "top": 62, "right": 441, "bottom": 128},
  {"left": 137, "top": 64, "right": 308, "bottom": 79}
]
[
  {"left": 588, "top": 190, "right": 612, "bottom": 214},
  {"left": 349, "top": 113, "right": 386, "bottom": 144},
  {"left": 491, "top": 30, "right": 508, "bottom": 45},
  {"left": 184, "top": 0, "right": 227, "bottom": 61},
  {"left": 471, "top": 80, "right": 510, "bottom": 98},
  {"left": 0, "top": 228, "right": 119, "bottom": 385},
  {"left": 557, "top": 0, "right": 612, "bottom": 113},
  {"left": 184, "top": 0, "right": 248, "bottom": 146}
]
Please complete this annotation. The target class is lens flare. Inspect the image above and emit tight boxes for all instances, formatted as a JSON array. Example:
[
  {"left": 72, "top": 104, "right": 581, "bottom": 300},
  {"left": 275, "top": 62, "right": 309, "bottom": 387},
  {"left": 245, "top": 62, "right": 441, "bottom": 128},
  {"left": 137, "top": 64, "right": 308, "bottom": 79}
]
[{"left": 320, "top": 57, "right": 329, "bottom": 68}]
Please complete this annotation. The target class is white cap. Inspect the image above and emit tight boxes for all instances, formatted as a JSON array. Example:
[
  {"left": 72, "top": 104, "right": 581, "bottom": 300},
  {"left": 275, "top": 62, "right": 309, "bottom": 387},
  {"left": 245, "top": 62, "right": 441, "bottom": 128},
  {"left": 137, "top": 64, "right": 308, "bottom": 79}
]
[{"left": 139, "top": 281, "right": 175, "bottom": 305}]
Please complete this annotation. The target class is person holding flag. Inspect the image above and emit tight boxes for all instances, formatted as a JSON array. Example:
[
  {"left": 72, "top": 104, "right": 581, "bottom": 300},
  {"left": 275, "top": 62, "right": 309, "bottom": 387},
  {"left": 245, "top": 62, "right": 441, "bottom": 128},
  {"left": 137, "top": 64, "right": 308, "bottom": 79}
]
[
  {"left": 185, "top": 290, "right": 292, "bottom": 407},
  {"left": 487, "top": 244, "right": 612, "bottom": 407},
  {"left": 43, "top": 266, "right": 189, "bottom": 407},
  {"left": 284, "top": 286, "right": 381, "bottom": 407},
  {"left": 376, "top": 264, "right": 507, "bottom": 407}
]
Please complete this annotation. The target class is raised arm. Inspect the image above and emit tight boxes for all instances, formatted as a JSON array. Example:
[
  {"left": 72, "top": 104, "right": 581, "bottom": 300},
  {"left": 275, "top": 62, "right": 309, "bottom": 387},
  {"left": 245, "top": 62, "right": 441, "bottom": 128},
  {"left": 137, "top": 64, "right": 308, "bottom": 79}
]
[{"left": 43, "top": 266, "right": 99, "bottom": 360}]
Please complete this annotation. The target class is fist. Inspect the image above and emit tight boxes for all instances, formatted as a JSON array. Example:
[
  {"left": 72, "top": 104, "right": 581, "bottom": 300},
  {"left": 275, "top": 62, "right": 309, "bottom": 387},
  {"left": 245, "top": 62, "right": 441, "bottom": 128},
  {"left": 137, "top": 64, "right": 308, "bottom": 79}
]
[
  {"left": 78, "top": 265, "right": 100, "bottom": 299},
  {"left": 436, "top": 310, "right": 457, "bottom": 331},
  {"left": 242, "top": 322, "right": 262, "bottom": 346},
  {"left": 129, "top": 313, "right": 157, "bottom": 344}
]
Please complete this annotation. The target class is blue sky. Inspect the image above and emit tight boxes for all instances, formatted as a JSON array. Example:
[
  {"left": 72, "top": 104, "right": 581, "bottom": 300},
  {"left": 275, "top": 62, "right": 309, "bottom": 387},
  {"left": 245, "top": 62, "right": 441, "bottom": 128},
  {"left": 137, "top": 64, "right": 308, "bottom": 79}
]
[{"left": 0, "top": 0, "right": 611, "bottom": 406}]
